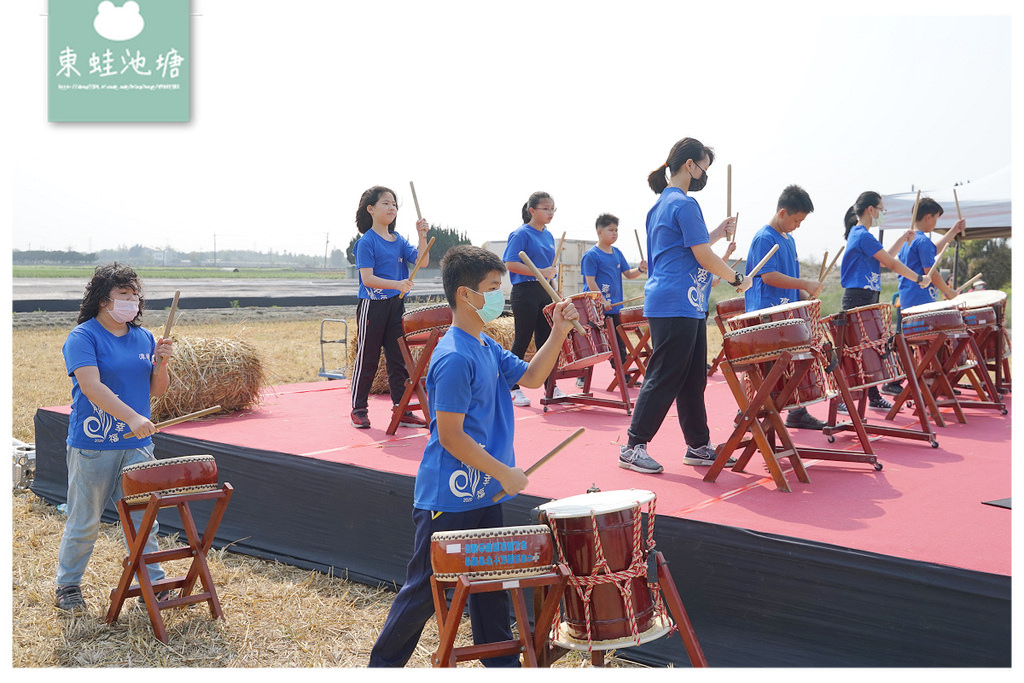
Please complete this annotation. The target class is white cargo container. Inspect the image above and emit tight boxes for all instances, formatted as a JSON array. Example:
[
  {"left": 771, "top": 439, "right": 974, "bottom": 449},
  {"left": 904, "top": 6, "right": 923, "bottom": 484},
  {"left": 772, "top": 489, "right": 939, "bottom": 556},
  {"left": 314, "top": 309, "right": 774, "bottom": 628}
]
[{"left": 481, "top": 238, "right": 597, "bottom": 298}]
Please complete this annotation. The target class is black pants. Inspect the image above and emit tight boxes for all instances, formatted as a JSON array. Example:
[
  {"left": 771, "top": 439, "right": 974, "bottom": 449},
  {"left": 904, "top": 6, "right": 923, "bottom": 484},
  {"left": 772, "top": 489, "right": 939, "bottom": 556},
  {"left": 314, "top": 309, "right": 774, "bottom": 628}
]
[
  {"left": 841, "top": 288, "right": 883, "bottom": 401},
  {"left": 350, "top": 296, "right": 409, "bottom": 410},
  {"left": 368, "top": 505, "right": 517, "bottom": 667},
  {"left": 606, "top": 312, "right": 628, "bottom": 369},
  {"left": 510, "top": 281, "right": 552, "bottom": 389},
  {"left": 627, "top": 316, "right": 709, "bottom": 449}
]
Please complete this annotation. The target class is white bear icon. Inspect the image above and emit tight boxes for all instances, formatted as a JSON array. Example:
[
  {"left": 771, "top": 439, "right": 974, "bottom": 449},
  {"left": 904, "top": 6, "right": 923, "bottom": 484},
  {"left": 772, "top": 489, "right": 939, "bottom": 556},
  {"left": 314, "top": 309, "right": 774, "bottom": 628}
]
[{"left": 93, "top": 1, "right": 145, "bottom": 41}]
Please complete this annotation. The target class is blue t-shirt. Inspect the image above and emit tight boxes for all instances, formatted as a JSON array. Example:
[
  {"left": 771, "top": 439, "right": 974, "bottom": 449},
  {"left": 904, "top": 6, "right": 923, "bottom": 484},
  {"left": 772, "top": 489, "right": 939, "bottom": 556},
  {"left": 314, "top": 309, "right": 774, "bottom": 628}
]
[
  {"left": 581, "top": 245, "right": 631, "bottom": 313},
  {"left": 897, "top": 232, "right": 939, "bottom": 308},
  {"left": 745, "top": 224, "right": 801, "bottom": 311},
  {"left": 502, "top": 224, "right": 555, "bottom": 286},
  {"left": 414, "top": 326, "right": 529, "bottom": 513},
  {"left": 62, "top": 318, "right": 156, "bottom": 449},
  {"left": 840, "top": 225, "right": 884, "bottom": 291},
  {"left": 354, "top": 230, "right": 419, "bottom": 299},
  {"left": 643, "top": 187, "right": 712, "bottom": 318}
]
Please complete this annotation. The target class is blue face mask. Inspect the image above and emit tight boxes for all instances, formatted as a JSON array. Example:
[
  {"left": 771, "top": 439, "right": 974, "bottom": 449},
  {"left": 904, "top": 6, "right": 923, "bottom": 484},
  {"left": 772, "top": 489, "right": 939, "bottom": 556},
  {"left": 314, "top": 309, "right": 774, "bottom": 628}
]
[{"left": 468, "top": 288, "right": 505, "bottom": 323}]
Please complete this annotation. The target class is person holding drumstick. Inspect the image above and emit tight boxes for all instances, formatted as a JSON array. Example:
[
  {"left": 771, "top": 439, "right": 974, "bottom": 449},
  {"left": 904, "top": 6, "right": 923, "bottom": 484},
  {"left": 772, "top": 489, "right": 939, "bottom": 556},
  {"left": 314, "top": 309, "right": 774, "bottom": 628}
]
[
  {"left": 838, "top": 190, "right": 924, "bottom": 412},
  {"left": 880, "top": 197, "right": 965, "bottom": 395},
  {"left": 744, "top": 184, "right": 828, "bottom": 430},
  {"left": 55, "top": 263, "right": 174, "bottom": 611},
  {"left": 368, "top": 246, "right": 579, "bottom": 667},
  {"left": 502, "top": 191, "right": 567, "bottom": 406},
  {"left": 617, "top": 137, "right": 751, "bottom": 474},
  {"left": 350, "top": 185, "right": 430, "bottom": 430},
  {"left": 580, "top": 213, "right": 648, "bottom": 384}
]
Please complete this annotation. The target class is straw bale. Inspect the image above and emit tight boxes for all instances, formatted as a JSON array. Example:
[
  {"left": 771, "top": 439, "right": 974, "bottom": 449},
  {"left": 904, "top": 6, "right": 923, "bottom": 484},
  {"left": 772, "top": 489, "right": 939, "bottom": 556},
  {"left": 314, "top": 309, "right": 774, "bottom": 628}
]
[
  {"left": 345, "top": 312, "right": 531, "bottom": 393},
  {"left": 152, "top": 335, "right": 265, "bottom": 421}
]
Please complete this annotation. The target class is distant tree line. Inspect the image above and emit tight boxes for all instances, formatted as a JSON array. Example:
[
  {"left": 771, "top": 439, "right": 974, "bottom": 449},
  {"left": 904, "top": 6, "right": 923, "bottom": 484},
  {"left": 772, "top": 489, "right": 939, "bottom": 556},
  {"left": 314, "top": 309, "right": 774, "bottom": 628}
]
[
  {"left": 14, "top": 245, "right": 332, "bottom": 269},
  {"left": 937, "top": 238, "right": 1011, "bottom": 290},
  {"left": 345, "top": 225, "right": 471, "bottom": 267}
]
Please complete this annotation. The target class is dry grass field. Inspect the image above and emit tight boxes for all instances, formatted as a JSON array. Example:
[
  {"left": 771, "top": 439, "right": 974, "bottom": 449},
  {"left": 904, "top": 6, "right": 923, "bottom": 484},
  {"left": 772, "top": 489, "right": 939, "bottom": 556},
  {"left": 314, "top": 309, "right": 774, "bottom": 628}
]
[{"left": 10, "top": 309, "right": 645, "bottom": 668}]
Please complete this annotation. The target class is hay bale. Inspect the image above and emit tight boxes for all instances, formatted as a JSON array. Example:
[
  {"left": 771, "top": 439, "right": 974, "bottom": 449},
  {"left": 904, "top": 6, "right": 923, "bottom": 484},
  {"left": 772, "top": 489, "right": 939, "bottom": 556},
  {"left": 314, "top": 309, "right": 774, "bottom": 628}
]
[
  {"left": 344, "top": 312, "right": 533, "bottom": 394},
  {"left": 152, "top": 336, "right": 265, "bottom": 421}
]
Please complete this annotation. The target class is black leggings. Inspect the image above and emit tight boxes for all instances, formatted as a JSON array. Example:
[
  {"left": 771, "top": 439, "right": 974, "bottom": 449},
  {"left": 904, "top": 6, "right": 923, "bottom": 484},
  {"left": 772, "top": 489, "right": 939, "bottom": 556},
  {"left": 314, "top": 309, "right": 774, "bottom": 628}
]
[{"left": 509, "top": 281, "right": 551, "bottom": 389}]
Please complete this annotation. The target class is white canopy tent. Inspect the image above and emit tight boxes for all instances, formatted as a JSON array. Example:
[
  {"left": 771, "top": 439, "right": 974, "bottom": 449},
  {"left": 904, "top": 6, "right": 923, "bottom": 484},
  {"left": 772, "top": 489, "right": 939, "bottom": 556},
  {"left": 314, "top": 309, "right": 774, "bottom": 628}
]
[
  {"left": 880, "top": 166, "right": 1011, "bottom": 243},
  {"left": 879, "top": 166, "right": 1011, "bottom": 287}
]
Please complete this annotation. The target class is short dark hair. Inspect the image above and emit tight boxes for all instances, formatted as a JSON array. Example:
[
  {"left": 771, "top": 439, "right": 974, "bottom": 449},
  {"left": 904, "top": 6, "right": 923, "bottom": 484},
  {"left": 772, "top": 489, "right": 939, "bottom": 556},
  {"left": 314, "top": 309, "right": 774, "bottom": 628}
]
[
  {"left": 355, "top": 186, "right": 398, "bottom": 234},
  {"left": 78, "top": 262, "right": 144, "bottom": 325},
  {"left": 595, "top": 213, "right": 619, "bottom": 230},
  {"left": 441, "top": 245, "right": 507, "bottom": 308},
  {"left": 916, "top": 197, "right": 944, "bottom": 221},
  {"left": 776, "top": 185, "right": 814, "bottom": 214}
]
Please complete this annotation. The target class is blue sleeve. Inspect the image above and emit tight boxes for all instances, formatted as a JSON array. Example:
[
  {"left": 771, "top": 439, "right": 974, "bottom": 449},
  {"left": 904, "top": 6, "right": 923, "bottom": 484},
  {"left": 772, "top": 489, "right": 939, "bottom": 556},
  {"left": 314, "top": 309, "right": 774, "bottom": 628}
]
[
  {"left": 63, "top": 326, "right": 97, "bottom": 377},
  {"left": 429, "top": 352, "right": 474, "bottom": 415},
  {"left": 495, "top": 341, "right": 528, "bottom": 389},
  {"left": 678, "top": 201, "right": 710, "bottom": 248},
  {"left": 400, "top": 234, "right": 418, "bottom": 267},
  {"left": 354, "top": 236, "right": 374, "bottom": 270},
  {"left": 859, "top": 230, "right": 884, "bottom": 257},
  {"left": 580, "top": 250, "right": 598, "bottom": 277},
  {"left": 915, "top": 239, "right": 935, "bottom": 270},
  {"left": 502, "top": 229, "right": 525, "bottom": 263},
  {"left": 748, "top": 234, "right": 780, "bottom": 276}
]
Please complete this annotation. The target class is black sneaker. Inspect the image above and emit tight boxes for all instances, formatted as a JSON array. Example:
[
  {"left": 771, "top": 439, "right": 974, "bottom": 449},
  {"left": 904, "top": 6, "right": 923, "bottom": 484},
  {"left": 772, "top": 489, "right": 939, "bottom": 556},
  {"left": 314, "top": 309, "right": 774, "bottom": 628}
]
[
  {"left": 881, "top": 381, "right": 903, "bottom": 396},
  {"left": 868, "top": 395, "right": 893, "bottom": 411},
  {"left": 397, "top": 410, "right": 428, "bottom": 428},
  {"left": 785, "top": 407, "right": 826, "bottom": 430},
  {"left": 56, "top": 585, "right": 86, "bottom": 611},
  {"left": 836, "top": 402, "right": 849, "bottom": 414}
]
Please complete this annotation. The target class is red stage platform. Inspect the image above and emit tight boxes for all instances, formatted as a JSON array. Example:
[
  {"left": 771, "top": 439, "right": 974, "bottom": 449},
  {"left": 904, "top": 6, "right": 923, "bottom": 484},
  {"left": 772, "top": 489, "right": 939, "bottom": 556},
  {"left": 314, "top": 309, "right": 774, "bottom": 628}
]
[
  {"left": 32, "top": 363, "right": 1012, "bottom": 666},
  {"left": 123, "top": 364, "right": 1010, "bottom": 577}
]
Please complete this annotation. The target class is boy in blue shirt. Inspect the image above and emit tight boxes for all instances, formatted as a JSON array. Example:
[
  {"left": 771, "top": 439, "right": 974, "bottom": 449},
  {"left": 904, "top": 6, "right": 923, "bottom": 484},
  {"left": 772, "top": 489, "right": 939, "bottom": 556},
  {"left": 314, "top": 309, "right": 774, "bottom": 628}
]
[
  {"left": 881, "top": 197, "right": 964, "bottom": 394},
  {"left": 368, "top": 245, "right": 579, "bottom": 667},
  {"left": 745, "top": 185, "right": 828, "bottom": 430},
  {"left": 581, "top": 213, "right": 647, "bottom": 384}
]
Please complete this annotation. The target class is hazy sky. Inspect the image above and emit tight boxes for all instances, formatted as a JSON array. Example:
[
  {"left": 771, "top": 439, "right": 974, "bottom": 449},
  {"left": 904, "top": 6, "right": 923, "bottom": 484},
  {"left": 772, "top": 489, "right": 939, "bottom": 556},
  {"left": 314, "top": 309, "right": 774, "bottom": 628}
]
[{"left": 7, "top": 1, "right": 1017, "bottom": 265}]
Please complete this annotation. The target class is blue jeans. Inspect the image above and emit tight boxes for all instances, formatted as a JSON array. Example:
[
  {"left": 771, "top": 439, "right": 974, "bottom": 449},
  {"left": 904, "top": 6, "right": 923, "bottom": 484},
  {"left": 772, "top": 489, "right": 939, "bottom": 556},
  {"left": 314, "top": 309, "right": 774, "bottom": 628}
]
[{"left": 56, "top": 444, "right": 165, "bottom": 588}]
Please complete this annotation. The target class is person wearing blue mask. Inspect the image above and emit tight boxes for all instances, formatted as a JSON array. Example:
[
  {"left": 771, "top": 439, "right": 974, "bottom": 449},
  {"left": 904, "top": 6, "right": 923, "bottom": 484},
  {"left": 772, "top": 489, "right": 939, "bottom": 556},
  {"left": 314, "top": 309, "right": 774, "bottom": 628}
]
[
  {"left": 838, "top": 191, "right": 924, "bottom": 412},
  {"left": 369, "top": 245, "right": 578, "bottom": 667}
]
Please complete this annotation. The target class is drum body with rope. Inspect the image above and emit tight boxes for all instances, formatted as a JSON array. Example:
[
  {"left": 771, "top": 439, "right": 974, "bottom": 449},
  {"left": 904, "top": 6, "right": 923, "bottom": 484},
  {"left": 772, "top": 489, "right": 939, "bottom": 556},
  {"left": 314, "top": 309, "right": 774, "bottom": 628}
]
[
  {"left": 543, "top": 293, "right": 612, "bottom": 371},
  {"left": 824, "top": 303, "right": 903, "bottom": 391},
  {"left": 724, "top": 313, "right": 835, "bottom": 409},
  {"left": 536, "top": 489, "right": 672, "bottom": 651},
  {"left": 618, "top": 305, "right": 646, "bottom": 330},
  {"left": 121, "top": 454, "right": 219, "bottom": 504},
  {"left": 402, "top": 303, "right": 453, "bottom": 345},
  {"left": 429, "top": 525, "right": 555, "bottom": 582},
  {"left": 902, "top": 301, "right": 973, "bottom": 371}
]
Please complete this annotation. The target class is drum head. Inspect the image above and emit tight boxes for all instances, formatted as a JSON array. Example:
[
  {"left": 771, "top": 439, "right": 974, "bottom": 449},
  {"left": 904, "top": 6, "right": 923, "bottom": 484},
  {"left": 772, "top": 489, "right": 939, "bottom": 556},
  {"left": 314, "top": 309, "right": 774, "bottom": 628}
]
[
  {"left": 731, "top": 300, "right": 814, "bottom": 324},
  {"left": 902, "top": 300, "right": 957, "bottom": 316},
  {"left": 538, "top": 489, "right": 655, "bottom": 518},
  {"left": 953, "top": 290, "right": 1006, "bottom": 309}
]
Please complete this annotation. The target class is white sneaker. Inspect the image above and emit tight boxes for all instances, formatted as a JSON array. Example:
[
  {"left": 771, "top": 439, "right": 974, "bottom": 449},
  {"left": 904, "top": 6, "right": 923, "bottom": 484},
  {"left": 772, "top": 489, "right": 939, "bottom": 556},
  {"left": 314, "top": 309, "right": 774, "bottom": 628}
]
[
  {"left": 552, "top": 387, "right": 567, "bottom": 399},
  {"left": 511, "top": 388, "right": 531, "bottom": 407}
]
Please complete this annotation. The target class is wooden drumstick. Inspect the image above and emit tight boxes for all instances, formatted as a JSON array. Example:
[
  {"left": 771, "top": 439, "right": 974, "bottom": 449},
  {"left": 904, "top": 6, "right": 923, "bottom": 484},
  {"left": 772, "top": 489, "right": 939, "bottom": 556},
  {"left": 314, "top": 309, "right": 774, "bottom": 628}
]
[
  {"left": 634, "top": 229, "right": 645, "bottom": 261},
  {"left": 908, "top": 189, "right": 921, "bottom": 231},
  {"left": 956, "top": 273, "right": 983, "bottom": 293},
  {"left": 157, "top": 290, "right": 180, "bottom": 370},
  {"left": 925, "top": 241, "right": 950, "bottom": 283},
  {"left": 745, "top": 244, "right": 780, "bottom": 280},
  {"left": 819, "top": 246, "right": 845, "bottom": 283},
  {"left": 409, "top": 181, "right": 423, "bottom": 221},
  {"left": 399, "top": 236, "right": 435, "bottom": 300},
  {"left": 552, "top": 231, "right": 566, "bottom": 269},
  {"left": 125, "top": 405, "right": 222, "bottom": 439},
  {"left": 607, "top": 295, "right": 644, "bottom": 308},
  {"left": 954, "top": 187, "right": 963, "bottom": 221},
  {"left": 491, "top": 428, "right": 585, "bottom": 502},
  {"left": 518, "top": 251, "right": 587, "bottom": 335},
  {"left": 818, "top": 252, "right": 829, "bottom": 281}
]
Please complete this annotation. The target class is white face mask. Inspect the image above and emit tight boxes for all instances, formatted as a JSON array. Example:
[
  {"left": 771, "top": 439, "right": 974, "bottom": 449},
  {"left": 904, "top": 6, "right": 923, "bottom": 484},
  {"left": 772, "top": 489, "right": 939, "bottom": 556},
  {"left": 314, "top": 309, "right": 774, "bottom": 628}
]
[
  {"left": 108, "top": 298, "right": 139, "bottom": 324},
  {"left": 873, "top": 208, "right": 885, "bottom": 229}
]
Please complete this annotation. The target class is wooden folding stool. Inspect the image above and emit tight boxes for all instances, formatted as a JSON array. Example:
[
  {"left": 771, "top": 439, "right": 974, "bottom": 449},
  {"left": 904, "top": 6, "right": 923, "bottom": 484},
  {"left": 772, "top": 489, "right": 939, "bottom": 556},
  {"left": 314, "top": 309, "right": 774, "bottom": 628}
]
[
  {"left": 387, "top": 304, "right": 451, "bottom": 435},
  {"left": 105, "top": 455, "right": 233, "bottom": 643}
]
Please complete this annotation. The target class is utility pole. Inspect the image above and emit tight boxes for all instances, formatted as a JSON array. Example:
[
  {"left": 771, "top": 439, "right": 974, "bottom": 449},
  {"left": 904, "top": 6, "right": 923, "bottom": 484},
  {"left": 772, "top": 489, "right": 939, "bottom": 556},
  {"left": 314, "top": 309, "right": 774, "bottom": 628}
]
[{"left": 324, "top": 233, "right": 329, "bottom": 269}]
